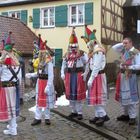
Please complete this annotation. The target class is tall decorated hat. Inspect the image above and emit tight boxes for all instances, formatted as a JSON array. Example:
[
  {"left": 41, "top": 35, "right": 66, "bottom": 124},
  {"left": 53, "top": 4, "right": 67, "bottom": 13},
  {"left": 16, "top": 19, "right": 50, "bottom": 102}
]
[
  {"left": 81, "top": 25, "right": 96, "bottom": 44},
  {"left": 36, "top": 34, "right": 54, "bottom": 57},
  {"left": 37, "top": 34, "right": 46, "bottom": 51},
  {"left": 4, "top": 31, "right": 14, "bottom": 51},
  {"left": 69, "top": 27, "right": 78, "bottom": 49}
]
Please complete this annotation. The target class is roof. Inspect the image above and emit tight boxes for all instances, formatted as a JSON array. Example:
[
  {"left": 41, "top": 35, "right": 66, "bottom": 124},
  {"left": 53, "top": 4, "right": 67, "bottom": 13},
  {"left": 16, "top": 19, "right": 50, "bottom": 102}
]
[
  {"left": 0, "top": 16, "right": 37, "bottom": 55},
  {"left": 123, "top": 0, "right": 140, "bottom": 7},
  {"left": 0, "top": 0, "right": 60, "bottom": 7}
]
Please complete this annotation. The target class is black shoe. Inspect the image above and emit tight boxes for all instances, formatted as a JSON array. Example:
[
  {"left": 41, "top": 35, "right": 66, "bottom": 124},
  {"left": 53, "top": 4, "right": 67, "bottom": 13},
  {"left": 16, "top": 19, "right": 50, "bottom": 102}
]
[
  {"left": 31, "top": 119, "right": 41, "bottom": 126},
  {"left": 104, "top": 115, "right": 110, "bottom": 122},
  {"left": 77, "top": 114, "right": 83, "bottom": 120},
  {"left": 117, "top": 115, "right": 130, "bottom": 121},
  {"left": 95, "top": 115, "right": 110, "bottom": 126},
  {"left": 45, "top": 119, "right": 51, "bottom": 125},
  {"left": 129, "top": 118, "right": 136, "bottom": 125},
  {"left": 68, "top": 113, "right": 78, "bottom": 118},
  {"left": 89, "top": 117, "right": 99, "bottom": 124},
  {"left": 95, "top": 117, "right": 105, "bottom": 126}
]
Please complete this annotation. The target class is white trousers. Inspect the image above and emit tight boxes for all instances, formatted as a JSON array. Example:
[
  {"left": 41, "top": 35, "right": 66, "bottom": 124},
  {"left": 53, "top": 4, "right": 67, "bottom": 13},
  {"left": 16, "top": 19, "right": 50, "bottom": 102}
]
[
  {"left": 8, "top": 117, "right": 17, "bottom": 131},
  {"left": 35, "top": 107, "right": 50, "bottom": 120},
  {"left": 122, "top": 104, "right": 137, "bottom": 118},
  {"left": 70, "top": 100, "right": 82, "bottom": 114},
  {"left": 94, "top": 105, "right": 107, "bottom": 117}
]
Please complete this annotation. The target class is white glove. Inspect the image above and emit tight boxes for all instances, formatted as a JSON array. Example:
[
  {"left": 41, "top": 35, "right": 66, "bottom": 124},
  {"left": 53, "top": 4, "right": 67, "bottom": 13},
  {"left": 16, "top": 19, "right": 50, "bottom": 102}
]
[
  {"left": 81, "top": 72, "right": 87, "bottom": 81},
  {"left": 44, "top": 86, "right": 50, "bottom": 94},
  {"left": 25, "top": 73, "right": 32, "bottom": 79},
  {"left": 128, "top": 65, "right": 133, "bottom": 70},
  {"left": 61, "top": 74, "right": 65, "bottom": 80},
  {"left": 26, "top": 73, "right": 37, "bottom": 79},
  {"left": 87, "top": 77, "right": 93, "bottom": 88}
]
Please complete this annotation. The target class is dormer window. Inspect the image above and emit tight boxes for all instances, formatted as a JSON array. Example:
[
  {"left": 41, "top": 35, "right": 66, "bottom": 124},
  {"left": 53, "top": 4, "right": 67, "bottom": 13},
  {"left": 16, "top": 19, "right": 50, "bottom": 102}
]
[{"left": 9, "top": 11, "right": 21, "bottom": 19}]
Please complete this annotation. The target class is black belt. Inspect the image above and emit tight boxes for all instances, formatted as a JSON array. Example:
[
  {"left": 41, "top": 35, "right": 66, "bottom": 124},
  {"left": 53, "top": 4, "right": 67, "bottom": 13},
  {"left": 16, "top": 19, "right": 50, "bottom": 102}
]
[
  {"left": 38, "top": 74, "right": 48, "bottom": 79},
  {"left": 98, "top": 69, "right": 105, "bottom": 74},
  {"left": 1, "top": 81, "right": 18, "bottom": 87},
  {"left": 65, "top": 67, "right": 84, "bottom": 73},
  {"left": 120, "top": 69, "right": 140, "bottom": 75},
  {"left": 90, "top": 69, "right": 105, "bottom": 74}
]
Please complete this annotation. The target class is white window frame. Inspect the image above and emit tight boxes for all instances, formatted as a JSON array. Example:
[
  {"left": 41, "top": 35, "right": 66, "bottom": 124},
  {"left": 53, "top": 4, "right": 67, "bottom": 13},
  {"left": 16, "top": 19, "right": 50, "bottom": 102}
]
[
  {"left": 8, "top": 10, "right": 21, "bottom": 19},
  {"left": 68, "top": 4, "right": 85, "bottom": 26},
  {"left": 41, "top": 7, "right": 55, "bottom": 28}
]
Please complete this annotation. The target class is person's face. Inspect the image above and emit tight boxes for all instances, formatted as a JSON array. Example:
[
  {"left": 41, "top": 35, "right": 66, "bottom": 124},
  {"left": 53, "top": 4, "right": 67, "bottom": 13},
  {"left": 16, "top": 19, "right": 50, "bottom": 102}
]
[
  {"left": 123, "top": 39, "right": 132, "bottom": 50},
  {"left": 69, "top": 44, "right": 78, "bottom": 52}
]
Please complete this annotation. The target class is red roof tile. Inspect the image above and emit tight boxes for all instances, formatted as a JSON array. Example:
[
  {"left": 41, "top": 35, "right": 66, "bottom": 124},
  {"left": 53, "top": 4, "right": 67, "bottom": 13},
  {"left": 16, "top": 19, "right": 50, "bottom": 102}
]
[{"left": 0, "top": 15, "right": 37, "bottom": 55}]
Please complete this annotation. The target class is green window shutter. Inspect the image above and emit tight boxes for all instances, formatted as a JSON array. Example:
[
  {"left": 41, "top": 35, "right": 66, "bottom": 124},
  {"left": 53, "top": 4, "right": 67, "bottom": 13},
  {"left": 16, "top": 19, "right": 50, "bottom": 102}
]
[
  {"left": 55, "top": 5, "right": 67, "bottom": 27},
  {"left": 1, "top": 12, "right": 8, "bottom": 16},
  {"left": 85, "top": 3, "right": 93, "bottom": 25},
  {"left": 54, "top": 49, "right": 63, "bottom": 67},
  {"left": 21, "top": 10, "right": 28, "bottom": 24},
  {"left": 33, "top": 8, "right": 40, "bottom": 28}
]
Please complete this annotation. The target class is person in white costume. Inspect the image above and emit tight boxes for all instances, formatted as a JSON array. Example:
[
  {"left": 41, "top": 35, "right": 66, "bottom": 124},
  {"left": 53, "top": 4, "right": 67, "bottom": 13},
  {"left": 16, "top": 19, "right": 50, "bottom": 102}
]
[
  {"left": 112, "top": 37, "right": 140, "bottom": 125},
  {"left": 26, "top": 35, "right": 55, "bottom": 125},
  {"left": 81, "top": 25, "right": 110, "bottom": 126},
  {"left": 0, "top": 32, "right": 21, "bottom": 135},
  {"left": 61, "top": 28, "right": 88, "bottom": 120}
]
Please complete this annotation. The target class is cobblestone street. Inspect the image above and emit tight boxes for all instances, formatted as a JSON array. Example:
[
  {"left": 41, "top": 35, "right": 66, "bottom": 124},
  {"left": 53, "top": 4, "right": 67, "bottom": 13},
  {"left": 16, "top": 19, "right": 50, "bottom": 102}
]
[
  {"left": 1, "top": 87, "right": 140, "bottom": 140},
  {"left": 0, "top": 99, "right": 108, "bottom": 140}
]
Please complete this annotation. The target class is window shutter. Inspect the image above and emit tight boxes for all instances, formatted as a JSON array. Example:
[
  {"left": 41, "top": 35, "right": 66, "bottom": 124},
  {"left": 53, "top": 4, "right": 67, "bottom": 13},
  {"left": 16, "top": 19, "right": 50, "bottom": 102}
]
[
  {"left": 85, "top": 3, "right": 93, "bottom": 25},
  {"left": 54, "top": 49, "right": 63, "bottom": 67},
  {"left": 33, "top": 8, "right": 40, "bottom": 28},
  {"left": 1, "top": 12, "right": 8, "bottom": 16},
  {"left": 55, "top": 5, "right": 67, "bottom": 27},
  {"left": 21, "top": 10, "right": 28, "bottom": 24}
]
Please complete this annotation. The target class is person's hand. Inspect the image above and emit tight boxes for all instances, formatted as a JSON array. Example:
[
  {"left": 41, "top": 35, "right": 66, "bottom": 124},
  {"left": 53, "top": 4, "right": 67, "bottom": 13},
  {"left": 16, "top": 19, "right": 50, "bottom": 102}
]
[
  {"left": 87, "top": 77, "right": 93, "bottom": 88},
  {"left": 61, "top": 74, "right": 65, "bottom": 80},
  {"left": 81, "top": 72, "right": 87, "bottom": 81},
  {"left": 44, "top": 86, "right": 50, "bottom": 94},
  {"left": 25, "top": 73, "right": 32, "bottom": 79}
]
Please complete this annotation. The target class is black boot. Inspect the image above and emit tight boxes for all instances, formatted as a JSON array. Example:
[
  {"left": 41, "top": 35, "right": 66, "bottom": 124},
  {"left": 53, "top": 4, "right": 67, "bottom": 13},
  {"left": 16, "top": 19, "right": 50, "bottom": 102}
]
[
  {"left": 95, "top": 115, "right": 110, "bottom": 126},
  {"left": 117, "top": 115, "right": 129, "bottom": 121},
  {"left": 89, "top": 117, "right": 99, "bottom": 124},
  {"left": 31, "top": 119, "right": 41, "bottom": 126},
  {"left": 68, "top": 113, "right": 78, "bottom": 118},
  {"left": 45, "top": 119, "right": 51, "bottom": 125},
  {"left": 77, "top": 114, "right": 83, "bottom": 120},
  {"left": 104, "top": 115, "right": 110, "bottom": 121}
]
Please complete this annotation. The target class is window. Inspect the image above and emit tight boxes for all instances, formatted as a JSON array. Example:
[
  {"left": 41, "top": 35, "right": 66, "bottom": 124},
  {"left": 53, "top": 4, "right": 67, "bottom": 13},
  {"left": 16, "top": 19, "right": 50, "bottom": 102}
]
[
  {"left": 69, "top": 4, "right": 84, "bottom": 26},
  {"left": 9, "top": 11, "right": 21, "bottom": 19},
  {"left": 41, "top": 7, "right": 55, "bottom": 27}
]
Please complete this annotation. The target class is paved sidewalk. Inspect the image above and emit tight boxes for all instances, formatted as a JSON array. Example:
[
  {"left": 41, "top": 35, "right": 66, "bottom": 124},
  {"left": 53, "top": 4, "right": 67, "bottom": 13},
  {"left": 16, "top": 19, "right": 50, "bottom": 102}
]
[
  {"left": 0, "top": 89, "right": 108, "bottom": 140},
  {"left": 53, "top": 87, "right": 140, "bottom": 140},
  {"left": 5, "top": 86, "right": 139, "bottom": 140}
]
